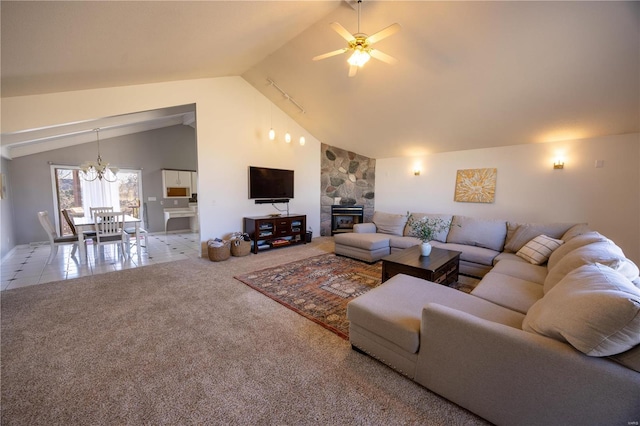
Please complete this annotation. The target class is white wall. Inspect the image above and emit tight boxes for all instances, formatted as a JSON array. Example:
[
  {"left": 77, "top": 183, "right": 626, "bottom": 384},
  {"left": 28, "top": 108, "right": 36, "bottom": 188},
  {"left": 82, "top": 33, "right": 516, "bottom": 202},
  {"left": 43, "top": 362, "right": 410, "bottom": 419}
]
[
  {"left": 376, "top": 133, "right": 640, "bottom": 264},
  {"left": 0, "top": 157, "right": 15, "bottom": 259},
  {"left": 1, "top": 77, "right": 321, "bottom": 252}
]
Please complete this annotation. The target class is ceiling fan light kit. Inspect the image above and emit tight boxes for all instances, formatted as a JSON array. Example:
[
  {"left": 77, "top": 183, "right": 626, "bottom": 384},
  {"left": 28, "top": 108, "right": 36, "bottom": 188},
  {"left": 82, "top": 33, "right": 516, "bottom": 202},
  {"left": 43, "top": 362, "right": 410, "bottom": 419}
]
[
  {"left": 347, "top": 45, "right": 371, "bottom": 67},
  {"left": 313, "top": 0, "right": 400, "bottom": 77}
]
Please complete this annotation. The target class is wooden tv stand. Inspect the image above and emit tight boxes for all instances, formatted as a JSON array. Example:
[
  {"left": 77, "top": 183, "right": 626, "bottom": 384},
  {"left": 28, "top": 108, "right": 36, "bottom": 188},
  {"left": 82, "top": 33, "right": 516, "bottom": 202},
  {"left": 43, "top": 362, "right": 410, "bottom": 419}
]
[{"left": 243, "top": 214, "right": 307, "bottom": 254}]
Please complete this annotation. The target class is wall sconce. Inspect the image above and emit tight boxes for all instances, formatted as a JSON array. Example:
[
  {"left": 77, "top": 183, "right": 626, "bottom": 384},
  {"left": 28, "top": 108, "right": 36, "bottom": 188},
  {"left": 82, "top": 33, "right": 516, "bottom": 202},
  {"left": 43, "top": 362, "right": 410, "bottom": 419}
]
[
  {"left": 414, "top": 168, "right": 421, "bottom": 176},
  {"left": 553, "top": 160, "right": 564, "bottom": 169}
]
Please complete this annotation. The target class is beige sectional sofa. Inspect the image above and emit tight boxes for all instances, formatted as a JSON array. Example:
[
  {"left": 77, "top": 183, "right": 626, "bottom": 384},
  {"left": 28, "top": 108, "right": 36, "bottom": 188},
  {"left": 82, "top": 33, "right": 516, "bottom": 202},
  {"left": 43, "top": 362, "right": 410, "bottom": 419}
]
[
  {"left": 343, "top": 212, "right": 640, "bottom": 425},
  {"left": 335, "top": 211, "right": 584, "bottom": 277}
]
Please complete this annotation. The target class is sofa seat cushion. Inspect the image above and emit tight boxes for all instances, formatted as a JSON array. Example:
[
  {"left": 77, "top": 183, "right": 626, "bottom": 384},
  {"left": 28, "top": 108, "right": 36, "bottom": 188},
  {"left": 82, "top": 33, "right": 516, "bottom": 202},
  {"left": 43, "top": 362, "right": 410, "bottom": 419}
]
[
  {"left": 431, "top": 241, "right": 499, "bottom": 266},
  {"left": 524, "top": 263, "right": 640, "bottom": 356},
  {"left": 493, "top": 252, "right": 528, "bottom": 265},
  {"left": 389, "top": 235, "right": 421, "bottom": 250},
  {"left": 347, "top": 274, "right": 525, "bottom": 354},
  {"left": 447, "top": 216, "right": 507, "bottom": 252},
  {"left": 471, "top": 272, "right": 544, "bottom": 314},
  {"left": 334, "top": 232, "right": 390, "bottom": 251},
  {"left": 491, "top": 259, "right": 547, "bottom": 284}
]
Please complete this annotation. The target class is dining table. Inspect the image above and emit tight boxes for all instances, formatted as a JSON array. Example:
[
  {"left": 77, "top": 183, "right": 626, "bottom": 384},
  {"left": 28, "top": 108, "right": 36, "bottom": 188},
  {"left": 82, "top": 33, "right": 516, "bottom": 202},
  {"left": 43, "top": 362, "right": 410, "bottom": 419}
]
[{"left": 73, "top": 214, "right": 142, "bottom": 264}]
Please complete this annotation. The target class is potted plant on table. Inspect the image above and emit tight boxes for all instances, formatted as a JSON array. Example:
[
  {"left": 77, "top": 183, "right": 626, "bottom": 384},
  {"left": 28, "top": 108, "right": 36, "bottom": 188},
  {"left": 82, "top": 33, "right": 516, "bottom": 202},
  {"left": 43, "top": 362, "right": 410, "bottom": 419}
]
[{"left": 407, "top": 214, "right": 453, "bottom": 257}]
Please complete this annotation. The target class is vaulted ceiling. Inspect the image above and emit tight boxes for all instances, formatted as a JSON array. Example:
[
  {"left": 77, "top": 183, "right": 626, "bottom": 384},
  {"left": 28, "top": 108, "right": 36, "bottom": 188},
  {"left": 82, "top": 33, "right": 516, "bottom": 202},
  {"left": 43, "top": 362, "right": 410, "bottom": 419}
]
[{"left": 2, "top": 1, "right": 638, "bottom": 159}]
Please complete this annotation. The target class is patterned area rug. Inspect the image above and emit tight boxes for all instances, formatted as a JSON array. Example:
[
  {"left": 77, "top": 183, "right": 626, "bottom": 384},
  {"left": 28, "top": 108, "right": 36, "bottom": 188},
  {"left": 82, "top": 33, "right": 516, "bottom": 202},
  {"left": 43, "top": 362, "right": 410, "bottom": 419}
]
[{"left": 235, "top": 253, "right": 478, "bottom": 340}]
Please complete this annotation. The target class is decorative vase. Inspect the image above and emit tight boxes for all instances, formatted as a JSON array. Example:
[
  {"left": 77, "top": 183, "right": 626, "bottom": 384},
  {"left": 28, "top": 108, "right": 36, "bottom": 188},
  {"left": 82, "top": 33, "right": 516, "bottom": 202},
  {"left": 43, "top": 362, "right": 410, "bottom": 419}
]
[{"left": 420, "top": 241, "right": 432, "bottom": 256}]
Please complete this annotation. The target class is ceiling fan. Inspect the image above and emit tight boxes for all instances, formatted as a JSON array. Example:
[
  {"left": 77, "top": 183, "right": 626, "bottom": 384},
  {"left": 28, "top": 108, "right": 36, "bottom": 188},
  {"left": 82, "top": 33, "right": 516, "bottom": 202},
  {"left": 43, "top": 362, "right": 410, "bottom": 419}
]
[{"left": 312, "top": 0, "right": 400, "bottom": 77}]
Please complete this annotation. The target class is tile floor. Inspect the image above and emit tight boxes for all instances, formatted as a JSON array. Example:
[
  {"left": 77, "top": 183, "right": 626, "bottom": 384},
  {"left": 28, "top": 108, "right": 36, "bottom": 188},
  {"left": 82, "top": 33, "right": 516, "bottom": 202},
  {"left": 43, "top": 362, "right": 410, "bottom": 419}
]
[{"left": 1, "top": 232, "right": 202, "bottom": 291}]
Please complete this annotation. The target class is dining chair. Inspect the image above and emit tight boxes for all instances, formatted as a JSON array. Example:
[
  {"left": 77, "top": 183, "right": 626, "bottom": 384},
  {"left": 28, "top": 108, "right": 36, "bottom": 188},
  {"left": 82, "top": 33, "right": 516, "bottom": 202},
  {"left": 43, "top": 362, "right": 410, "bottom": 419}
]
[
  {"left": 93, "top": 211, "right": 127, "bottom": 259},
  {"left": 124, "top": 226, "right": 149, "bottom": 256},
  {"left": 89, "top": 206, "right": 114, "bottom": 217},
  {"left": 37, "top": 211, "right": 84, "bottom": 264},
  {"left": 62, "top": 208, "right": 97, "bottom": 241}
]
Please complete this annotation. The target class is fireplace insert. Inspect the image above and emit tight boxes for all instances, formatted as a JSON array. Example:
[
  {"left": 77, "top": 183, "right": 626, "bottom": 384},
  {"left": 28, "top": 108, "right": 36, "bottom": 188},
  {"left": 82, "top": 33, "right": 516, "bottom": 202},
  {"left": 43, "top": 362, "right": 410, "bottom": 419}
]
[{"left": 331, "top": 205, "right": 364, "bottom": 236}]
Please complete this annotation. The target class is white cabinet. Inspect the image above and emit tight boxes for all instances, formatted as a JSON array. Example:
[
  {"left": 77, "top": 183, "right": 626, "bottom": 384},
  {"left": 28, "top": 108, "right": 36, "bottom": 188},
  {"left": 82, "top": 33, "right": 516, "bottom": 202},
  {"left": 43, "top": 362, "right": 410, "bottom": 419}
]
[
  {"left": 163, "top": 170, "right": 191, "bottom": 187},
  {"left": 162, "top": 169, "right": 193, "bottom": 198}
]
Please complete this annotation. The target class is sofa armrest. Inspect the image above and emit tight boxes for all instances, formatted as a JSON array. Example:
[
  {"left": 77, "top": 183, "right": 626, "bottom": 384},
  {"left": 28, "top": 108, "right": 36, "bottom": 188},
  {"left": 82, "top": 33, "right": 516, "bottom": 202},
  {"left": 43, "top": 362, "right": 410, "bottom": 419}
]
[
  {"left": 353, "top": 223, "right": 377, "bottom": 233},
  {"left": 416, "top": 303, "right": 640, "bottom": 426}
]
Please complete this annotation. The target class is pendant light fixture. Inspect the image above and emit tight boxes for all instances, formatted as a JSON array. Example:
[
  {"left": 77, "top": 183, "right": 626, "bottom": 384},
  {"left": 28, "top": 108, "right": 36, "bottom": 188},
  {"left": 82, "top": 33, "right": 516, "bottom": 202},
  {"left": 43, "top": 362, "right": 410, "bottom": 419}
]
[
  {"left": 268, "top": 103, "right": 276, "bottom": 141},
  {"left": 80, "top": 128, "right": 118, "bottom": 182}
]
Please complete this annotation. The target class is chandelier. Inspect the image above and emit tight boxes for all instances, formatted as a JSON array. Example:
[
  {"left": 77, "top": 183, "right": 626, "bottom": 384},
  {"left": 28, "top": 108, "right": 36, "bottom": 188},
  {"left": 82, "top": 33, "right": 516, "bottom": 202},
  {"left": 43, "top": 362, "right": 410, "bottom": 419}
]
[{"left": 80, "top": 128, "right": 118, "bottom": 182}]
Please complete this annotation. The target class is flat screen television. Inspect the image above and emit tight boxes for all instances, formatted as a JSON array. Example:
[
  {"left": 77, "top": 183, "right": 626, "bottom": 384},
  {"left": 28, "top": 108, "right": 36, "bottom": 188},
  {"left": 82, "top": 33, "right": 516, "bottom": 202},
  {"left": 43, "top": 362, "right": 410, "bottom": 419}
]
[{"left": 249, "top": 166, "right": 294, "bottom": 200}]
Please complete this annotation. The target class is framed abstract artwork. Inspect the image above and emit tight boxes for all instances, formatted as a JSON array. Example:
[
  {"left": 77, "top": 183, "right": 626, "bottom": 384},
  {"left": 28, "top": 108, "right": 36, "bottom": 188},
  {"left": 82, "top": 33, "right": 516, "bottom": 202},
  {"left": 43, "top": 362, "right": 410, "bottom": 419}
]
[{"left": 454, "top": 168, "right": 497, "bottom": 203}]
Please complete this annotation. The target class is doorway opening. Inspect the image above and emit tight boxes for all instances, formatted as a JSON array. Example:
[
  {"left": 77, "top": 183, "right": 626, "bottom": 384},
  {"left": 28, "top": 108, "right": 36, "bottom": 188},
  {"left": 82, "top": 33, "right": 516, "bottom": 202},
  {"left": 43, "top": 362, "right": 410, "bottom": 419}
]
[{"left": 51, "top": 166, "right": 144, "bottom": 236}]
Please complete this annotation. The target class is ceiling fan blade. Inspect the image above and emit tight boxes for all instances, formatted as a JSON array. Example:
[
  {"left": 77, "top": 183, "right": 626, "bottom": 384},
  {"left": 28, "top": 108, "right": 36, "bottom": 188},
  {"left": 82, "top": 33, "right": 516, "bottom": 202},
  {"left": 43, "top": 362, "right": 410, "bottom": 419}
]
[
  {"left": 330, "top": 22, "right": 356, "bottom": 42},
  {"left": 367, "top": 23, "right": 401, "bottom": 45},
  {"left": 312, "top": 48, "right": 348, "bottom": 61},
  {"left": 348, "top": 64, "right": 358, "bottom": 77},
  {"left": 370, "top": 49, "right": 398, "bottom": 65}
]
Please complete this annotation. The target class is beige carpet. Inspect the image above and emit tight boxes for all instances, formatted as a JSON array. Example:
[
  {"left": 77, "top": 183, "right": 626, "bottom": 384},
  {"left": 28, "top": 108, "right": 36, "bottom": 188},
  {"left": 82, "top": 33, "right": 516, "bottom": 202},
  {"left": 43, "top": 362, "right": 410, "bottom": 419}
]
[{"left": 1, "top": 237, "right": 489, "bottom": 425}]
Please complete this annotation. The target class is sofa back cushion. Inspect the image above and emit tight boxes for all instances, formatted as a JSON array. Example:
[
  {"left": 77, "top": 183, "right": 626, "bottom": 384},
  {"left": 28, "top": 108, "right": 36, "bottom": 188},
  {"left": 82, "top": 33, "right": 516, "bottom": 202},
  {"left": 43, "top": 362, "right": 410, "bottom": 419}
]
[
  {"left": 523, "top": 263, "right": 640, "bottom": 357},
  {"left": 372, "top": 211, "right": 408, "bottom": 236},
  {"left": 404, "top": 213, "right": 453, "bottom": 242},
  {"left": 544, "top": 240, "right": 639, "bottom": 293},
  {"left": 446, "top": 216, "right": 507, "bottom": 252},
  {"left": 547, "top": 231, "right": 608, "bottom": 271},
  {"left": 561, "top": 223, "right": 591, "bottom": 241},
  {"left": 504, "top": 222, "right": 576, "bottom": 253},
  {"left": 609, "top": 344, "right": 640, "bottom": 373}
]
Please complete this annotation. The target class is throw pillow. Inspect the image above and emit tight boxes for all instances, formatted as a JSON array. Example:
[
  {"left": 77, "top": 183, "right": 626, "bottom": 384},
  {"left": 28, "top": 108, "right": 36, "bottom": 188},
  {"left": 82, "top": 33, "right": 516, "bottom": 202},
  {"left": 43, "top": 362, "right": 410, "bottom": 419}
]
[
  {"left": 516, "top": 234, "right": 564, "bottom": 265},
  {"left": 523, "top": 263, "right": 640, "bottom": 357},
  {"left": 503, "top": 222, "right": 575, "bottom": 253},
  {"left": 372, "top": 211, "right": 408, "bottom": 236}
]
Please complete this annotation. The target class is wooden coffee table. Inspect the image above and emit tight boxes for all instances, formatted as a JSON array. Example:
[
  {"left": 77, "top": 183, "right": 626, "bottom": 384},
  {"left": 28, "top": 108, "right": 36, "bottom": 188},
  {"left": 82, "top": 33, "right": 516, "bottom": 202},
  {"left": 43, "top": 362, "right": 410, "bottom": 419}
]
[{"left": 381, "top": 245, "right": 461, "bottom": 285}]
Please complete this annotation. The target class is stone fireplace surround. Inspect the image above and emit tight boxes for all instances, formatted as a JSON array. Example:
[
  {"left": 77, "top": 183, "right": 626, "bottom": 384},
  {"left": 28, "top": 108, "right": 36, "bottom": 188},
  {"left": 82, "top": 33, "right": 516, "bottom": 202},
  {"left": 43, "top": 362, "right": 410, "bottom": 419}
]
[{"left": 320, "top": 143, "right": 375, "bottom": 236}]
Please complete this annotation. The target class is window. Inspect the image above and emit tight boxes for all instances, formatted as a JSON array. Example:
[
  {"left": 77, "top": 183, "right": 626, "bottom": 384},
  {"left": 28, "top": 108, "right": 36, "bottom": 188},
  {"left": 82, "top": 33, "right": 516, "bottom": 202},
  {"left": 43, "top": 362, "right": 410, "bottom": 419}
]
[{"left": 52, "top": 166, "right": 144, "bottom": 236}]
